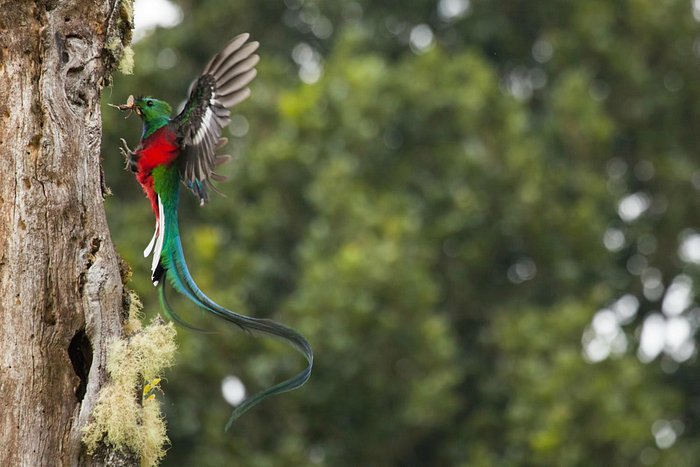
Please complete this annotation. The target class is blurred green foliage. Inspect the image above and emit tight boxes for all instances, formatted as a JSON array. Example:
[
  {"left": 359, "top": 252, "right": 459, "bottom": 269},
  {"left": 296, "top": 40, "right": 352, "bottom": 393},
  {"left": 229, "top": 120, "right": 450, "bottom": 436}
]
[{"left": 101, "top": 0, "right": 700, "bottom": 465}]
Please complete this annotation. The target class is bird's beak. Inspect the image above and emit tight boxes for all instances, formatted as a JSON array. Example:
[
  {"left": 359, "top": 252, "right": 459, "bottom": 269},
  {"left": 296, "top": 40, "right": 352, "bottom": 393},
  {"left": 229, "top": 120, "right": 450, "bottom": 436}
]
[{"left": 108, "top": 95, "right": 138, "bottom": 117}]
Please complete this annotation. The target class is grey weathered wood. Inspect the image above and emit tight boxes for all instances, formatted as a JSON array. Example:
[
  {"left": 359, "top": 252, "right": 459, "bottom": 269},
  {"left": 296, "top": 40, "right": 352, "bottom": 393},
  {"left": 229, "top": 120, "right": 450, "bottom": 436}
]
[{"left": 0, "top": 1, "right": 133, "bottom": 465}]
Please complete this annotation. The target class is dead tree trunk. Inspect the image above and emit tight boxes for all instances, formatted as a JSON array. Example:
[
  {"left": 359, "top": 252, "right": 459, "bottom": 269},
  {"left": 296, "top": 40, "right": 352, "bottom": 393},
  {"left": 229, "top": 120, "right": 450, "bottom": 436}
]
[{"left": 0, "top": 1, "right": 133, "bottom": 465}]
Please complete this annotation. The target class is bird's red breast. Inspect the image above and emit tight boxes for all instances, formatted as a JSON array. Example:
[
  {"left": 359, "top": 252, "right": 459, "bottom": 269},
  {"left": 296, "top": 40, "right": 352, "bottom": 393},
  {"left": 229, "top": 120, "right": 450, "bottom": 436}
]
[{"left": 134, "top": 126, "right": 179, "bottom": 216}]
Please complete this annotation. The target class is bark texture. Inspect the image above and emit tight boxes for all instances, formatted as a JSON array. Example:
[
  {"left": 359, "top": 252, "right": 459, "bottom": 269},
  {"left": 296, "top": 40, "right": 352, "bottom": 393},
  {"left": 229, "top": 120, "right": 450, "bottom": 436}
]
[{"left": 0, "top": 1, "right": 132, "bottom": 465}]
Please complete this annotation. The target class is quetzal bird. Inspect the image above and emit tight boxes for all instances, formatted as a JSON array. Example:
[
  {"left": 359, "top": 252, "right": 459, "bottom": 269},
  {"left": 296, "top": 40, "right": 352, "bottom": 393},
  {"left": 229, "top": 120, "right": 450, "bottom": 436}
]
[{"left": 112, "top": 34, "right": 312, "bottom": 429}]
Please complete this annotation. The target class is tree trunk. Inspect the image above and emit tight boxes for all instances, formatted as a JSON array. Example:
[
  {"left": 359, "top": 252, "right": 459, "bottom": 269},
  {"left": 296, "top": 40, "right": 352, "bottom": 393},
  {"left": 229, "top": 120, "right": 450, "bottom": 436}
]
[{"left": 0, "top": 1, "right": 132, "bottom": 465}]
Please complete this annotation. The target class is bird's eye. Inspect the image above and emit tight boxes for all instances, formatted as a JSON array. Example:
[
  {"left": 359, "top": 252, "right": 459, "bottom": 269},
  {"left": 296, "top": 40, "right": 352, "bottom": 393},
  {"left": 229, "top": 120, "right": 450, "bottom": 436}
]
[{"left": 147, "top": 100, "right": 154, "bottom": 107}]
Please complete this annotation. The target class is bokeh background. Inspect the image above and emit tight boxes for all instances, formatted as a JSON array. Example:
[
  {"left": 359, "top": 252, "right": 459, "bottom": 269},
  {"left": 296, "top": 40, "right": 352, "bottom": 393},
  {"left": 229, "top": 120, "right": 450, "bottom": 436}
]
[{"left": 101, "top": 0, "right": 700, "bottom": 465}]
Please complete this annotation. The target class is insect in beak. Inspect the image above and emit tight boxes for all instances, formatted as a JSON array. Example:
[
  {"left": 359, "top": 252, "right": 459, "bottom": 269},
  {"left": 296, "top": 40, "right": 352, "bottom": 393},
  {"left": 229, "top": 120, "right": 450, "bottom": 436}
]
[{"left": 108, "top": 94, "right": 137, "bottom": 118}]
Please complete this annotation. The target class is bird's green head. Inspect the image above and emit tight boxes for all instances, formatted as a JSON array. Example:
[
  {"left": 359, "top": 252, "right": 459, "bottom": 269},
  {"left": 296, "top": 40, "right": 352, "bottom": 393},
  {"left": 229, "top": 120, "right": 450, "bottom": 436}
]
[
  {"left": 133, "top": 96, "right": 172, "bottom": 121},
  {"left": 113, "top": 94, "right": 172, "bottom": 138}
]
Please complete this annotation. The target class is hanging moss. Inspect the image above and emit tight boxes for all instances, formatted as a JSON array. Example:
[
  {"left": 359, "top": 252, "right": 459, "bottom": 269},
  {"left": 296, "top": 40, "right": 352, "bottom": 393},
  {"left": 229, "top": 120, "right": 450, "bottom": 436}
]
[
  {"left": 123, "top": 288, "right": 143, "bottom": 336},
  {"left": 82, "top": 317, "right": 176, "bottom": 467}
]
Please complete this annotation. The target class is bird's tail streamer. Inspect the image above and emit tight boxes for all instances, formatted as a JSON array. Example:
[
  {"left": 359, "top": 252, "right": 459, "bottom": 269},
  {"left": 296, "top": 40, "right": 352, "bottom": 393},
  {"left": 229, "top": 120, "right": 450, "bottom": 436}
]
[{"left": 157, "top": 238, "right": 313, "bottom": 430}]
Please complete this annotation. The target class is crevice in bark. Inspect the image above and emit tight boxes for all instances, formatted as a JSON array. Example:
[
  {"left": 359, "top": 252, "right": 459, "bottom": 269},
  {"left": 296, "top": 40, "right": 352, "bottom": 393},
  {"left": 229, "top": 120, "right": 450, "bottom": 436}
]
[
  {"left": 79, "top": 236, "right": 103, "bottom": 294},
  {"left": 90, "top": 236, "right": 102, "bottom": 259},
  {"left": 68, "top": 329, "right": 93, "bottom": 402}
]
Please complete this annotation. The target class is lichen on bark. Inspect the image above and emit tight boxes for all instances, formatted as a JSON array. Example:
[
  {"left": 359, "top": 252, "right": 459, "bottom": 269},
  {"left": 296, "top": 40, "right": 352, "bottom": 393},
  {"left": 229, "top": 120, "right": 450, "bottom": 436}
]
[{"left": 82, "top": 311, "right": 177, "bottom": 467}]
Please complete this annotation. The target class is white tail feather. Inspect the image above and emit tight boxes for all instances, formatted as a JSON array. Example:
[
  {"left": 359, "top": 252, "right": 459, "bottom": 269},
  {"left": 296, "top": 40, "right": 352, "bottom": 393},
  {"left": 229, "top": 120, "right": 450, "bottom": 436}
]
[
  {"left": 150, "top": 197, "right": 166, "bottom": 282},
  {"left": 143, "top": 222, "right": 158, "bottom": 257}
]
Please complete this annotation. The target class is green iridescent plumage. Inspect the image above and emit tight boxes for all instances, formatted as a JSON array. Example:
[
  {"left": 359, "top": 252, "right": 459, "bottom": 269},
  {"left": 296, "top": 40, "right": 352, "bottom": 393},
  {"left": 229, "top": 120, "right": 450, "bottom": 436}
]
[{"left": 114, "top": 34, "right": 313, "bottom": 428}]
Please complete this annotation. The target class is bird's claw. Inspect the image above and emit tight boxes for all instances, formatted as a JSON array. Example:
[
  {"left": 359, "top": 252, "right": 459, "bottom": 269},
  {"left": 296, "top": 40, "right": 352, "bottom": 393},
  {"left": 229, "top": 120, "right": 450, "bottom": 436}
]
[
  {"left": 119, "top": 138, "right": 133, "bottom": 154},
  {"left": 119, "top": 138, "right": 137, "bottom": 171}
]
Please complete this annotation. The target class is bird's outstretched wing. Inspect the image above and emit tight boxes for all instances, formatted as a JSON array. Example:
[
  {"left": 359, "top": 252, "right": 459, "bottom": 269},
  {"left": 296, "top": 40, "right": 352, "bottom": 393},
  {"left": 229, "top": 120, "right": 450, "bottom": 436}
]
[{"left": 173, "top": 33, "right": 259, "bottom": 204}]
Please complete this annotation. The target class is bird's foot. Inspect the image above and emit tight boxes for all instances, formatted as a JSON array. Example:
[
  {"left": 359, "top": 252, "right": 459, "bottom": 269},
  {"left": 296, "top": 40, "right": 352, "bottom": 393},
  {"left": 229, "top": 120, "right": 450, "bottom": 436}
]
[{"left": 119, "top": 138, "right": 137, "bottom": 172}]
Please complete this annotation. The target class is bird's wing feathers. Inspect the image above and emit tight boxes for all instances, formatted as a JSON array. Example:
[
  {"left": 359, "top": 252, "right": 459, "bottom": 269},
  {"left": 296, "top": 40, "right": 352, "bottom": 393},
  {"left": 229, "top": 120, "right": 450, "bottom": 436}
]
[{"left": 173, "top": 33, "right": 259, "bottom": 204}]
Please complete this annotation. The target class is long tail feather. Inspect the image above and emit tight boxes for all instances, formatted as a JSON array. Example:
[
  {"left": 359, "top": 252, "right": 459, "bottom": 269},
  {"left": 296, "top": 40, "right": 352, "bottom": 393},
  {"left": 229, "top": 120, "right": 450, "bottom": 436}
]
[
  {"left": 157, "top": 279, "right": 214, "bottom": 334},
  {"left": 162, "top": 236, "right": 313, "bottom": 429}
]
